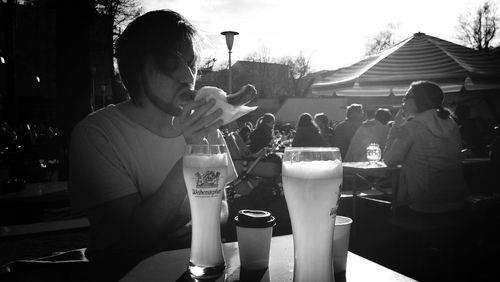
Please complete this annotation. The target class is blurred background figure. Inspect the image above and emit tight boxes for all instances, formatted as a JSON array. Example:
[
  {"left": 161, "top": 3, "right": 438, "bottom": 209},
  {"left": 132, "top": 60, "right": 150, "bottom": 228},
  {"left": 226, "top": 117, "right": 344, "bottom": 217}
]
[
  {"left": 238, "top": 125, "right": 252, "bottom": 146},
  {"left": 292, "top": 113, "right": 327, "bottom": 147},
  {"left": 345, "top": 108, "right": 391, "bottom": 162},
  {"left": 249, "top": 113, "right": 276, "bottom": 154},
  {"left": 333, "top": 104, "right": 365, "bottom": 159},
  {"left": 454, "top": 104, "right": 492, "bottom": 158},
  {"left": 314, "top": 113, "right": 335, "bottom": 146},
  {"left": 244, "top": 121, "right": 254, "bottom": 131}
]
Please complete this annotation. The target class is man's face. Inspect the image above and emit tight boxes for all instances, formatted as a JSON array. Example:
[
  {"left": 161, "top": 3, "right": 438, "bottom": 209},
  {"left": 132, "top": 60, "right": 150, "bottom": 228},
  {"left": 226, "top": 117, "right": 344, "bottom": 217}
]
[{"left": 142, "top": 45, "right": 198, "bottom": 116}]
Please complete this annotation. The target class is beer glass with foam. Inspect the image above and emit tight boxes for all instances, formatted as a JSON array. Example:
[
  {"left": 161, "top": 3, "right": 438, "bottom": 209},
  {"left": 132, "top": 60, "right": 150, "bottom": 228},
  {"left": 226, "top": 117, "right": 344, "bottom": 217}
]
[
  {"left": 183, "top": 144, "right": 229, "bottom": 279},
  {"left": 282, "top": 147, "right": 343, "bottom": 281}
]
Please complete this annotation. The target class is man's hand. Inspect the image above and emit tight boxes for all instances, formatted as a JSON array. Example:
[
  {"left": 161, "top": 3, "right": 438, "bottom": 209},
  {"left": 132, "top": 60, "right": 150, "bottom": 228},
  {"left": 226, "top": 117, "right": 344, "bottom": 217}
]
[{"left": 174, "top": 98, "right": 223, "bottom": 144}]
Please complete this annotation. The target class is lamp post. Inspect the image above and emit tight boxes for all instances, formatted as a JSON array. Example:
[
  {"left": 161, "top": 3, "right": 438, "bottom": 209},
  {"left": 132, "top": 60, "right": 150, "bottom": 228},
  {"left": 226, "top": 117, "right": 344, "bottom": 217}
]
[{"left": 221, "top": 31, "right": 238, "bottom": 94}]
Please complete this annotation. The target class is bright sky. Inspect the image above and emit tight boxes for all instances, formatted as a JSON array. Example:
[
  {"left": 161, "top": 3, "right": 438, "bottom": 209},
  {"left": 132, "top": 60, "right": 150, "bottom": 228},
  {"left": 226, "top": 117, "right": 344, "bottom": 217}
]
[{"left": 142, "top": 0, "right": 500, "bottom": 71}]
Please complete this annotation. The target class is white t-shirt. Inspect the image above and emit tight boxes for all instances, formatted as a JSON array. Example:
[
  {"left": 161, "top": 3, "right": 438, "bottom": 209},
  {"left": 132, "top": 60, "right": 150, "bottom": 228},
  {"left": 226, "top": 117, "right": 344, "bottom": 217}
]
[{"left": 69, "top": 104, "right": 236, "bottom": 221}]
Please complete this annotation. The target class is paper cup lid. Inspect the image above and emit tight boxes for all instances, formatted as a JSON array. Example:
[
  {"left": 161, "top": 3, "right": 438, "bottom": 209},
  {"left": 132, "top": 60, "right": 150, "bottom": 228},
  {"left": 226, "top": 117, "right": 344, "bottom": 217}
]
[{"left": 234, "top": 209, "right": 276, "bottom": 228}]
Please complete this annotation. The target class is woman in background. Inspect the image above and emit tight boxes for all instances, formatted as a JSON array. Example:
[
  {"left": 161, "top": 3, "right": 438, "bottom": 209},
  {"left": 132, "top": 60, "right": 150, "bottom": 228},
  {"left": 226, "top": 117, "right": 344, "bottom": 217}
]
[
  {"left": 384, "top": 81, "right": 468, "bottom": 215},
  {"left": 292, "top": 113, "right": 327, "bottom": 147}
]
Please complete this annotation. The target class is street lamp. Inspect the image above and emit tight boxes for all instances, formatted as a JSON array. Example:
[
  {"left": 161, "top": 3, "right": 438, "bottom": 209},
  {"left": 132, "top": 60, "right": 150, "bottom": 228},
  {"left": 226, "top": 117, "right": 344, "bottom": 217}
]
[{"left": 221, "top": 31, "right": 238, "bottom": 94}]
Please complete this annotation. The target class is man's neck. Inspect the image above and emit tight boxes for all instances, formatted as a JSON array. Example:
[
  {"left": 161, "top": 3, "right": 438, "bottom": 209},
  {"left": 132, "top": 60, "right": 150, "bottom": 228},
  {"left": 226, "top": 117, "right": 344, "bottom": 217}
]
[{"left": 117, "top": 100, "right": 181, "bottom": 138}]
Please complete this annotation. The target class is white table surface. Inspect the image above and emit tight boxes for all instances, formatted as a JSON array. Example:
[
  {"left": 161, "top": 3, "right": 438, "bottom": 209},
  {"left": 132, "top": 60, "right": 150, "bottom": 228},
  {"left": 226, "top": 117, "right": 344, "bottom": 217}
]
[{"left": 121, "top": 234, "right": 416, "bottom": 282}]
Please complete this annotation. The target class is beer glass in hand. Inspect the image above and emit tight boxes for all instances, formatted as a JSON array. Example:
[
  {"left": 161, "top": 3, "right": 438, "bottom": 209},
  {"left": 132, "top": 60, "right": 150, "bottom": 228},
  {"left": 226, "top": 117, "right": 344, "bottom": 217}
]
[
  {"left": 282, "top": 147, "right": 343, "bottom": 281},
  {"left": 183, "top": 144, "right": 229, "bottom": 279}
]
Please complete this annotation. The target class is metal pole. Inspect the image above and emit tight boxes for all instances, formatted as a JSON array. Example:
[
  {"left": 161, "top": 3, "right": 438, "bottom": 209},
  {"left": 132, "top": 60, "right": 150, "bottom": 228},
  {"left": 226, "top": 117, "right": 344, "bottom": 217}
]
[
  {"left": 228, "top": 50, "right": 232, "bottom": 94},
  {"left": 221, "top": 31, "right": 238, "bottom": 94}
]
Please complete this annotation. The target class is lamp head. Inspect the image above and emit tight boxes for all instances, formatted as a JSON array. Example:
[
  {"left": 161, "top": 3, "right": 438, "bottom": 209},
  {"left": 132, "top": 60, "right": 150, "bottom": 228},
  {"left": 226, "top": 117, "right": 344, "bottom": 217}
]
[{"left": 221, "top": 31, "right": 239, "bottom": 51}]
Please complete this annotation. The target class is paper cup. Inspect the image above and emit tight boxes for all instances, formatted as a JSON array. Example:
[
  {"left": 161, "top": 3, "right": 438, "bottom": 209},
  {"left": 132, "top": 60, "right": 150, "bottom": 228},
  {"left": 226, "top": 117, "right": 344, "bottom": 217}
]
[
  {"left": 333, "top": 216, "right": 353, "bottom": 273},
  {"left": 234, "top": 210, "right": 276, "bottom": 270}
]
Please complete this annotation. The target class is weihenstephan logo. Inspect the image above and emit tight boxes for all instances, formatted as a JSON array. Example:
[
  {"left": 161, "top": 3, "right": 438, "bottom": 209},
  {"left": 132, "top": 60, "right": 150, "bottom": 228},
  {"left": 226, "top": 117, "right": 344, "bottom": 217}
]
[{"left": 192, "top": 170, "right": 222, "bottom": 197}]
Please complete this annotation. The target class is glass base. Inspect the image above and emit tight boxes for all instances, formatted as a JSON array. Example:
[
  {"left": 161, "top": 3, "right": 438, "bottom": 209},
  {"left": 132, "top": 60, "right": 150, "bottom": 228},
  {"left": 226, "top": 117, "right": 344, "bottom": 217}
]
[{"left": 188, "top": 262, "right": 225, "bottom": 279}]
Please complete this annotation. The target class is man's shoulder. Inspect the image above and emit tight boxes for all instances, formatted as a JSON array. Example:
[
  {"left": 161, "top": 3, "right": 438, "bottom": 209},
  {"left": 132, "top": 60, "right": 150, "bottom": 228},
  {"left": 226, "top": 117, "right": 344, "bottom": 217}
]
[
  {"left": 78, "top": 106, "right": 120, "bottom": 126},
  {"left": 74, "top": 105, "right": 133, "bottom": 134}
]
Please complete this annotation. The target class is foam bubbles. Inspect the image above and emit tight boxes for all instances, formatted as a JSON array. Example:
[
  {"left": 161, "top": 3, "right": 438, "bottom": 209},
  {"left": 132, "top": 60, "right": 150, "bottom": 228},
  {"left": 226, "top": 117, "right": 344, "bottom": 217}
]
[{"left": 282, "top": 160, "right": 342, "bottom": 179}]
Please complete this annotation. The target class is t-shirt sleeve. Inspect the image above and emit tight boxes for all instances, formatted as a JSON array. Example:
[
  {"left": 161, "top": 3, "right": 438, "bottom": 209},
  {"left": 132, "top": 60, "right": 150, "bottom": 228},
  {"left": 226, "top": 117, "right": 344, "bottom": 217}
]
[{"left": 69, "top": 123, "right": 138, "bottom": 212}]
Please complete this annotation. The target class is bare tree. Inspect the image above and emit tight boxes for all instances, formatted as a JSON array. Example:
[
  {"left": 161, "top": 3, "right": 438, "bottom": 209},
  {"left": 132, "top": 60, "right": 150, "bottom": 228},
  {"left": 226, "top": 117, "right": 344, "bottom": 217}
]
[
  {"left": 196, "top": 48, "right": 312, "bottom": 98},
  {"left": 365, "top": 23, "right": 399, "bottom": 55},
  {"left": 243, "top": 46, "right": 289, "bottom": 98},
  {"left": 245, "top": 45, "right": 273, "bottom": 63},
  {"left": 279, "top": 52, "right": 313, "bottom": 97},
  {"left": 93, "top": 0, "right": 142, "bottom": 52},
  {"left": 457, "top": 1, "right": 499, "bottom": 51}
]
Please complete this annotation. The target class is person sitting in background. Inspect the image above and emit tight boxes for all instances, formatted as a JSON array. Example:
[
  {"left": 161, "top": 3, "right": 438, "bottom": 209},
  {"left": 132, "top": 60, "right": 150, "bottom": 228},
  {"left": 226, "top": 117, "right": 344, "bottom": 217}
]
[
  {"left": 249, "top": 113, "right": 275, "bottom": 154},
  {"left": 314, "top": 113, "right": 335, "bottom": 146},
  {"left": 345, "top": 108, "right": 391, "bottom": 162},
  {"left": 454, "top": 104, "right": 491, "bottom": 157},
  {"left": 333, "top": 104, "right": 364, "bottom": 159},
  {"left": 229, "top": 125, "right": 252, "bottom": 157},
  {"left": 384, "top": 81, "right": 468, "bottom": 215},
  {"left": 244, "top": 121, "right": 254, "bottom": 131},
  {"left": 238, "top": 125, "right": 252, "bottom": 145},
  {"left": 292, "top": 113, "right": 328, "bottom": 147}
]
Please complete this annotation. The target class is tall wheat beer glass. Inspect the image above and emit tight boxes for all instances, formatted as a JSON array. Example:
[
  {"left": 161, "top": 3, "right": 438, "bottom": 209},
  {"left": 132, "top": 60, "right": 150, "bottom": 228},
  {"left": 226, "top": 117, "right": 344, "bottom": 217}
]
[
  {"left": 282, "top": 147, "right": 343, "bottom": 281},
  {"left": 183, "top": 144, "right": 228, "bottom": 279}
]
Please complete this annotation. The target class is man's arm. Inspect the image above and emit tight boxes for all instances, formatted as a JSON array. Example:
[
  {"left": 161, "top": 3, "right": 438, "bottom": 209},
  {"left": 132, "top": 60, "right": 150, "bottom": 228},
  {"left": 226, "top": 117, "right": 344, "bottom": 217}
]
[{"left": 85, "top": 158, "right": 191, "bottom": 249}]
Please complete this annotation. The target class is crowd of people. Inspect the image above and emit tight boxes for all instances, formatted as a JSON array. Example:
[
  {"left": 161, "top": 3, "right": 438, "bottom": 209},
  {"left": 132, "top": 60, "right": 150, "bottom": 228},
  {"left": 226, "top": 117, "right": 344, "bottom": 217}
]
[{"left": 225, "top": 81, "right": 499, "bottom": 222}]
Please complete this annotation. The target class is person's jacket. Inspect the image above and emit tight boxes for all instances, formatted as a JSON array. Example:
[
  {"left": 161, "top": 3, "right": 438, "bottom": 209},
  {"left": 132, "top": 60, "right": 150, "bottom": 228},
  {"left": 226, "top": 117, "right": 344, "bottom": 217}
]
[
  {"left": 249, "top": 124, "right": 273, "bottom": 153},
  {"left": 345, "top": 119, "right": 389, "bottom": 162},
  {"left": 384, "top": 109, "right": 468, "bottom": 213},
  {"left": 333, "top": 119, "right": 362, "bottom": 159},
  {"left": 292, "top": 126, "right": 327, "bottom": 147}
]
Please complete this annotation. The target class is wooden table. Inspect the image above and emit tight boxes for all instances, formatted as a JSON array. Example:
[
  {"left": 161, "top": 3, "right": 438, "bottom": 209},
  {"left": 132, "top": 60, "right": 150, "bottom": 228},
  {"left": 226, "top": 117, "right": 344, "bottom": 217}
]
[{"left": 121, "top": 234, "right": 416, "bottom": 282}]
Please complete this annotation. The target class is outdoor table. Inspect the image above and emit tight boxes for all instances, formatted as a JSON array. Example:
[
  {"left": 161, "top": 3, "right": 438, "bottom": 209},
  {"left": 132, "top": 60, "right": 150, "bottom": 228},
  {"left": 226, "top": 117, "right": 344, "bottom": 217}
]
[
  {"left": 461, "top": 157, "right": 495, "bottom": 194},
  {"left": 121, "top": 234, "right": 416, "bottom": 282},
  {"left": 342, "top": 158, "right": 493, "bottom": 227},
  {"left": 0, "top": 181, "right": 89, "bottom": 237},
  {"left": 342, "top": 162, "right": 401, "bottom": 226}
]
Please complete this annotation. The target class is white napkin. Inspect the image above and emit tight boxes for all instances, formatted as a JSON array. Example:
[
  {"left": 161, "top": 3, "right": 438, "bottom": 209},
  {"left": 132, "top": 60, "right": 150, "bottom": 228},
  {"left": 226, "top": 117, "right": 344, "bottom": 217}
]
[{"left": 195, "top": 86, "right": 257, "bottom": 125}]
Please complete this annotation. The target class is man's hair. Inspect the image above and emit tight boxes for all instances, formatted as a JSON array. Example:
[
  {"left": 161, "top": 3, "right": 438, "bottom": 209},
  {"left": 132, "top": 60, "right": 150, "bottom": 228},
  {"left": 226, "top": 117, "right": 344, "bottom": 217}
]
[
  {"left": 116, "top": 10, "right": 199, "bottom": 101},
  {"left": 346, "top": 104, "right": 364, "bottom": 119},
  {"left": 374, "top": 108, "right": 392, "bottom": 125}
]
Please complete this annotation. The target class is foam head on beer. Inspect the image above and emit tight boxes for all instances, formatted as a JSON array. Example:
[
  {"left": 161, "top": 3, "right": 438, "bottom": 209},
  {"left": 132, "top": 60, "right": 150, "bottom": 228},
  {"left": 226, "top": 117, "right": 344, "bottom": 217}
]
[
  {"left": 194, "top": 85, "right": 257, "bottom": 126},
  {"left": 282, "top": 159, "right": 343, "bottom": 179}
]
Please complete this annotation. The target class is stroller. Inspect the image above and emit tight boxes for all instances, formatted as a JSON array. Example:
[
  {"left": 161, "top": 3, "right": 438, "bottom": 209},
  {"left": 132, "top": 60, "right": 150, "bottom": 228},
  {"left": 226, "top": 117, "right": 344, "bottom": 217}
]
[{"left": 224, "top": 132, "right": 282, "bottom": 203}]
